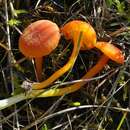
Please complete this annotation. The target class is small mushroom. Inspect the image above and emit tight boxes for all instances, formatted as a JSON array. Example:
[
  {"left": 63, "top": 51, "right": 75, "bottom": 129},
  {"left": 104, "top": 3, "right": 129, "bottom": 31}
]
[{"left": 19, "top": 20, "right": 60, "bottom": 81}]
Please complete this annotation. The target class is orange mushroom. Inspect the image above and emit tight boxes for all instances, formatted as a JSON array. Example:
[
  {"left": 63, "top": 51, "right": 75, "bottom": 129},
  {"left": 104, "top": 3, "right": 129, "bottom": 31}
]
[
  {"left": 0, "top": 20, "right": 125, "bottom": 110},
  {"left": 19, "top": 20, "right": 60, "bottom": 81},
  {"left": 32, "top": 20, "right": 97, "bottom": 89}
]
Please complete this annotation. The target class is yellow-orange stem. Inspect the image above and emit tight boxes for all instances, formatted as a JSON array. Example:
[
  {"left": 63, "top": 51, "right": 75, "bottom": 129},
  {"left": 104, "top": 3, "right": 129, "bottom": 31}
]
[
  {"left": 30, "top": 55, "right": 109, "bottom": 96},
  {"left": 32, "top": 34, "right": 81, "bottom": 89}
]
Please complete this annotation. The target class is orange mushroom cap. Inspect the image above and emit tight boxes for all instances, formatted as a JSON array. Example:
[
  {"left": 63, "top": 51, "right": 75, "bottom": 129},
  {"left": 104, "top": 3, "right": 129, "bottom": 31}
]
[
  {"left": 61, "top": 20, "right": 97, "bottom": 50},
  {"left": 95, "top": 41, "right": 124, "bottom": 64},
  {"left": 19, "top": 20, "right": 60, "bottom": 58}
]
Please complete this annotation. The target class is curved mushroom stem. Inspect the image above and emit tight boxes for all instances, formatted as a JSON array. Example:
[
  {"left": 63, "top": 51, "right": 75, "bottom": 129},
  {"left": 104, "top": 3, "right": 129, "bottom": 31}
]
[
  {"left": 94, "top": 41, "right": 124, "bottom": 64},
  {"left": 35, "top": 57, "right": 43, "bottom": 81},
  {"left": 32, "top": 33, "right": 82, "bottom": 89}
]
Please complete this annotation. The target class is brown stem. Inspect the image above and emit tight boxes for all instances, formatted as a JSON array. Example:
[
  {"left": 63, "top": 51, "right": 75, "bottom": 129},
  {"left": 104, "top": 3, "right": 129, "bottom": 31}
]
[{"left": 35, "top": 57, "right": 43, "bottom": 82}]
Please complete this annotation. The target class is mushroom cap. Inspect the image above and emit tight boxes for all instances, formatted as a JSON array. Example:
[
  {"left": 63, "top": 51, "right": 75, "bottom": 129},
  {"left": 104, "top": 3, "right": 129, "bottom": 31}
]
[
  {"left": 95, "top": 41, "right": 124, "bottom": 64},
  {"left": 19, "top": 20, "right": 60, "bottom": 58},
  {"left": 61, "top": 20, "right": 96, "bottom": 50}
]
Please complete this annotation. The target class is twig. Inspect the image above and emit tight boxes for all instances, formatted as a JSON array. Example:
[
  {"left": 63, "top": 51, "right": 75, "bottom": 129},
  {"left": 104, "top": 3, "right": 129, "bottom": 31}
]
[
  {"left": 109, "top": 27, "right": 130, "bottom": 37},
  {"left": 0, "top": 42, "right": 9, "bottom": 51},
  {"left": 54, "top": 69, "right": 116, "bottom": 87}
]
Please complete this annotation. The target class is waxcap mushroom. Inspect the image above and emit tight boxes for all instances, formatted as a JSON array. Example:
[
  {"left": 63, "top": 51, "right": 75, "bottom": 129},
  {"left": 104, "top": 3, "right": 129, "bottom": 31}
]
[
  {"left": 19, "top": 20, "right": 60, "bottom": 58},
  {"left": 19, "top": 20, "right": 61, "bottom": 81}
]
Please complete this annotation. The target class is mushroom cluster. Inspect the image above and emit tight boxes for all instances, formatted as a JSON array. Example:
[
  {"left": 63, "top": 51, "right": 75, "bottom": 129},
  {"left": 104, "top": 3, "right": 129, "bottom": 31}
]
[{"left": 19, "top": 19, "right": 124, "bottom": 96}]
